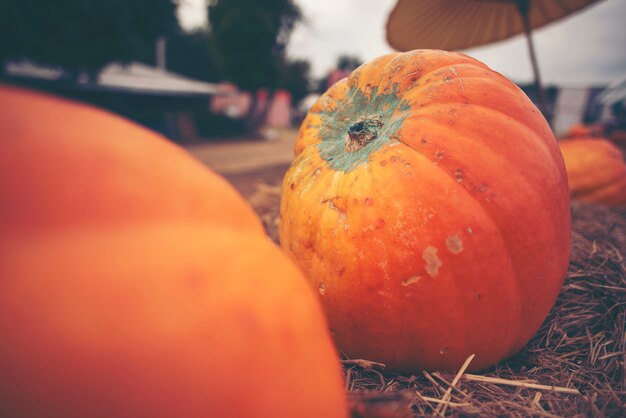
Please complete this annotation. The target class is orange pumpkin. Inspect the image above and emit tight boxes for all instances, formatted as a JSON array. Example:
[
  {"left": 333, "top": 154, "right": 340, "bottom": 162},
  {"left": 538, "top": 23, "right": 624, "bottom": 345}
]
[
  {"left": 559, "top": 137, "right": 626, "bottom": 206},
  {"left": 564, "top": 123, "right": 593, "bottom": 138},
  {"left": 0, "top": 85, "right": 347, "bottom": 418},
  {"left": 280, "top": 50, "right": 571, "bottom": 372}
]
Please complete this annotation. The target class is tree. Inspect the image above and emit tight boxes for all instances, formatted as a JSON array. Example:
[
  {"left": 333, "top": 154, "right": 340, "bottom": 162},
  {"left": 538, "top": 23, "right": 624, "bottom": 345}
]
[
  {"left": 337, "top": 55, "right": 362, "bottom": 72},
  {"left": 208, "top": 0, "right": 301, "bottom": 92},
  {"left": 0, "top": 0, "right": 179, "bottom": 79},
  {"left": 161, "top": 30, "right": 222, "bottom": 83},
  {"left": 278, "top": 59, "right": 311, "bottom": 106}
]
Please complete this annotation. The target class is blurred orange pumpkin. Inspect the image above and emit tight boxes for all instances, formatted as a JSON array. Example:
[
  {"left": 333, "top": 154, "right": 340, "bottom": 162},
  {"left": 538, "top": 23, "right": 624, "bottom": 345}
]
[
  {"left": 0, "top": 85, "right": 347, "bottom": 418},
  {"left": 564, "top": 123, "right": 593, "bottom": 138},
  {"left": 559, "top": 137, "right": 626, "bottom": 206},
  {"left": 280, "top": 50, "right": 571, "bottom": 372}
]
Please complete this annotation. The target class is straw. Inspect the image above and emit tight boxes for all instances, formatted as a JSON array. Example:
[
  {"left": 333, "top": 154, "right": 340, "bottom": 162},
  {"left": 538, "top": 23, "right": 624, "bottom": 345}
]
[{"left": 235, "top": 171, "right": 626, "bottom": 417}]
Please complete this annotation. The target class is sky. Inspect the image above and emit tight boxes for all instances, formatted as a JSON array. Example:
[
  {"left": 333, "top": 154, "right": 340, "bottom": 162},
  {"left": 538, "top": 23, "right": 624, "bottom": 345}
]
[{"left": 177, "top": 0, "right": 626, "bottom": 86}]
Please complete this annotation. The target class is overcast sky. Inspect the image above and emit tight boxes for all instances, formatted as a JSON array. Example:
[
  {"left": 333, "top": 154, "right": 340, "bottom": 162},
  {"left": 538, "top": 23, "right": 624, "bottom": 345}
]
[{"left": 177, "top": 0, "right": 626, "bottom": 86}]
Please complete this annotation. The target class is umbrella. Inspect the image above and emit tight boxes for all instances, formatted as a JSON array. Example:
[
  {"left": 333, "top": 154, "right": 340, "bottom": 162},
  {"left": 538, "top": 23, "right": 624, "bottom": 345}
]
[{"left": 386, "top": 0, "right": 602, "bottom": 110}]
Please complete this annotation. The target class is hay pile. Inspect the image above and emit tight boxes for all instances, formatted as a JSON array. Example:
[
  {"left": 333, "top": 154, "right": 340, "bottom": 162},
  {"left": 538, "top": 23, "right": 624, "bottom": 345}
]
[{"left": 232, "top": 170, "right": 626, "bottom": 417}]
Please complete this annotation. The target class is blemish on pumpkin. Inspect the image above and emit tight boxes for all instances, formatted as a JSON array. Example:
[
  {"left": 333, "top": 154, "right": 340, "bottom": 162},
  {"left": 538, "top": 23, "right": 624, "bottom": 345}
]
[
  {"left": 454, "top": 169, "right": 463, "bottom": 182},
  {"left": 477, "top": 294, "right": 482, "bottom": 301},
  {"left": 478, "top": 184, "right": 488, "bottom": 192},
  {"left": 467, "top": 226, "right": 473, "bottom": 234},
  {"left": 439, "top": 346, "right": 450, "bottom": 355},
  {"left": 402, "top": 276, "right": 421, "bottom": 286},
  {"left": 404, "top": 162, "right": 412, "bottom": 168},
  {"left": 313, "top": 168, "right": 322, "bottom": 176},
  {"left": 380, "top": 160, "right": 387, "bottom": 166},
  {"left": 352, "top": 198, "right": 358, "bottom": 204},
  {"left": 420, "top": 137, "right": 428, "bottom": 145},
  {"left": 343, "top": 223, "right": 349, "bottom": 231},
  {"left": 290, "top": 183, "right": 295, "bottom": 190},
  {"left": 390, "top": 155, "right": 398, "bottom": 163},
  {"left": 364, "top": 197, "right": 373, "bottom": 206},
  {"left": 445, "top": 235, "right": 464, "bottom": 254},
  {"left": 375, "top": 218, "right": 385, "bottom": 229},
  {"left": 318, "top": 283, "right": 326, "bottom": 295},
  {"left": 423, "top": 246, "right": 442, "bottom": 277},
  {"left": 435, "top": 150, "right": 445, "bottom": 160}
]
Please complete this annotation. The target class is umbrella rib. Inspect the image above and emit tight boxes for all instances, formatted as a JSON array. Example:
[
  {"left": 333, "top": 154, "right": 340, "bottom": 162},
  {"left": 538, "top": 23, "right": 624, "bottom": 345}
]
[
  {"left": 439, "top": 0, "right": 475, "bottom": 50},
  {"left": 408, "top": 0, "right": 442, "bottom": 47},
  {"left": 505, "top": 1, "right": 519, "bottom": 39},
  {"left": 459, "top": 0, "right": 487, "bottom": 49},
  {"left": 419, "top": 0, "right": 457, "bottom": 48},
  {"left": 494, "top": 2, "right": 508, "bottom": 40},
  {"left": 551, "top": 0, "right": 573, "bottom": 21},
  {"left": 533, "top": 0, "right": 553, "bottom": 26},
  {"left": 467, "top": 2, "right": 497, "bottom": 48},
  {"left": 483, "top": 3, "right": 500, "bottom": 45},
  {"left": 400, "top": 0, "right": 431, "bottom": 50},
  {"left": 449, "top": 1, "right": 477, "bottom": 47}
]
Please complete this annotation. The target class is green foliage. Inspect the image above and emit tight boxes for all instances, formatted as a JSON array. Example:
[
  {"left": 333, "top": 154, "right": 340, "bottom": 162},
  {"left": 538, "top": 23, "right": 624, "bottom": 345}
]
[
  {"left": 163, "top": 30, "right": 222, "bottom": 83},
  {"left": 0, "top": 0, "right": 179, "bottom": 78},
  {"left": 279, "top": 59, "right": 311, "bottom": 105},
  {"left": 337, "top": 55, "right": 362, "bottom": 71},
  {"left": 208, "top": 0, "right": 302, "bottom": 91}
]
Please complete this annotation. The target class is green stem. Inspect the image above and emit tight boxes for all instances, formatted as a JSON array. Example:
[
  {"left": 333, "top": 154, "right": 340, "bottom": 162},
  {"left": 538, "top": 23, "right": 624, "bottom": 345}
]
[{"left": 346, "top": 116, "right": 383, "bottom": 152}]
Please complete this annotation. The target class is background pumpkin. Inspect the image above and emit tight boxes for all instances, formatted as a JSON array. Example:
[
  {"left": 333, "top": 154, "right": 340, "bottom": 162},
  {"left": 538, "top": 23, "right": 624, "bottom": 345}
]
[
  {"left": 280, "top": 50, "right": 571, "bottom": 372},
  {"left": 0, "top": 85, "right": 347, "bottom": 418},
  {"left": 564, "top": 123, "right": 593, "bottom": 139},
  {"left": 558, "top": 137, "right": 626, "bottom": 206}
]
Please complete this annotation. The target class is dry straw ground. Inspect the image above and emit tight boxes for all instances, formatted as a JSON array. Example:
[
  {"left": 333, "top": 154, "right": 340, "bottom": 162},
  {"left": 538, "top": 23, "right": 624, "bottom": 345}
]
[{"left": 226, "top": 167, "right": 626, "bottom": 417}]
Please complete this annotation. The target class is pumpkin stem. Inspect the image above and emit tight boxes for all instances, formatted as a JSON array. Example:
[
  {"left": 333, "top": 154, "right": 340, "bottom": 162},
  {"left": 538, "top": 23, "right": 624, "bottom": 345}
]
[{"left": 346, "top": 116, "right": 383, "bottom": 152}]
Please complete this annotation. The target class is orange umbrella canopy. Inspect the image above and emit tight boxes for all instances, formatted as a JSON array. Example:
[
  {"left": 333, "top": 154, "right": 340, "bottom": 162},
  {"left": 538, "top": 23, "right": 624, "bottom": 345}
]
[
  {"left": 386, "top": 0, "right": 601, "bottom": 52},
  {"left": 386, "top": 0, "right": 602, "bottom": 111}
]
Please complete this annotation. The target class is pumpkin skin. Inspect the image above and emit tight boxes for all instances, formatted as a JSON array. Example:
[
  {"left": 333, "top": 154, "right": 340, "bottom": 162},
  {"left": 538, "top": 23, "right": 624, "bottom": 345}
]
[
  {"left": 559, "top": 137, "right": 626, "bottom": 206},
  {"left": 280, "top": 50, "right": 571, "bottom": 372},
  {"left": 0, "top": 85, "right": 348, "bottom": 418}
]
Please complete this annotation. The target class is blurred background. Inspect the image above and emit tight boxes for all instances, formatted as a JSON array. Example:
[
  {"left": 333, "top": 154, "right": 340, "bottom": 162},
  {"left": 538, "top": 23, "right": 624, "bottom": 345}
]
[{"left": 1, "top": 0, "right": 625, "bottom": 168}]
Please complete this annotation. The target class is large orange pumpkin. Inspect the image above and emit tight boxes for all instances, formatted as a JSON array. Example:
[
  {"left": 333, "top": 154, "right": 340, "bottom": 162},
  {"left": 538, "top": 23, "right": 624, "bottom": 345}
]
[
  {"left": 558, "top": 137, "right": 626, "bottom": 206},
  {"left": 0, "top": 85, "right": 347, "bottom": 418},
  {"left": 280, "top": 50, "right": 571, "bottom": 372}
]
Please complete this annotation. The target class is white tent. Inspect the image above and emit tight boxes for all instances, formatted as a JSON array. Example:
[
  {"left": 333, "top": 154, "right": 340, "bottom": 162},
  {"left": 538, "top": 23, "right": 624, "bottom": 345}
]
[{"left": 5, "top": 61, "right": 221, "bottom": 96}]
